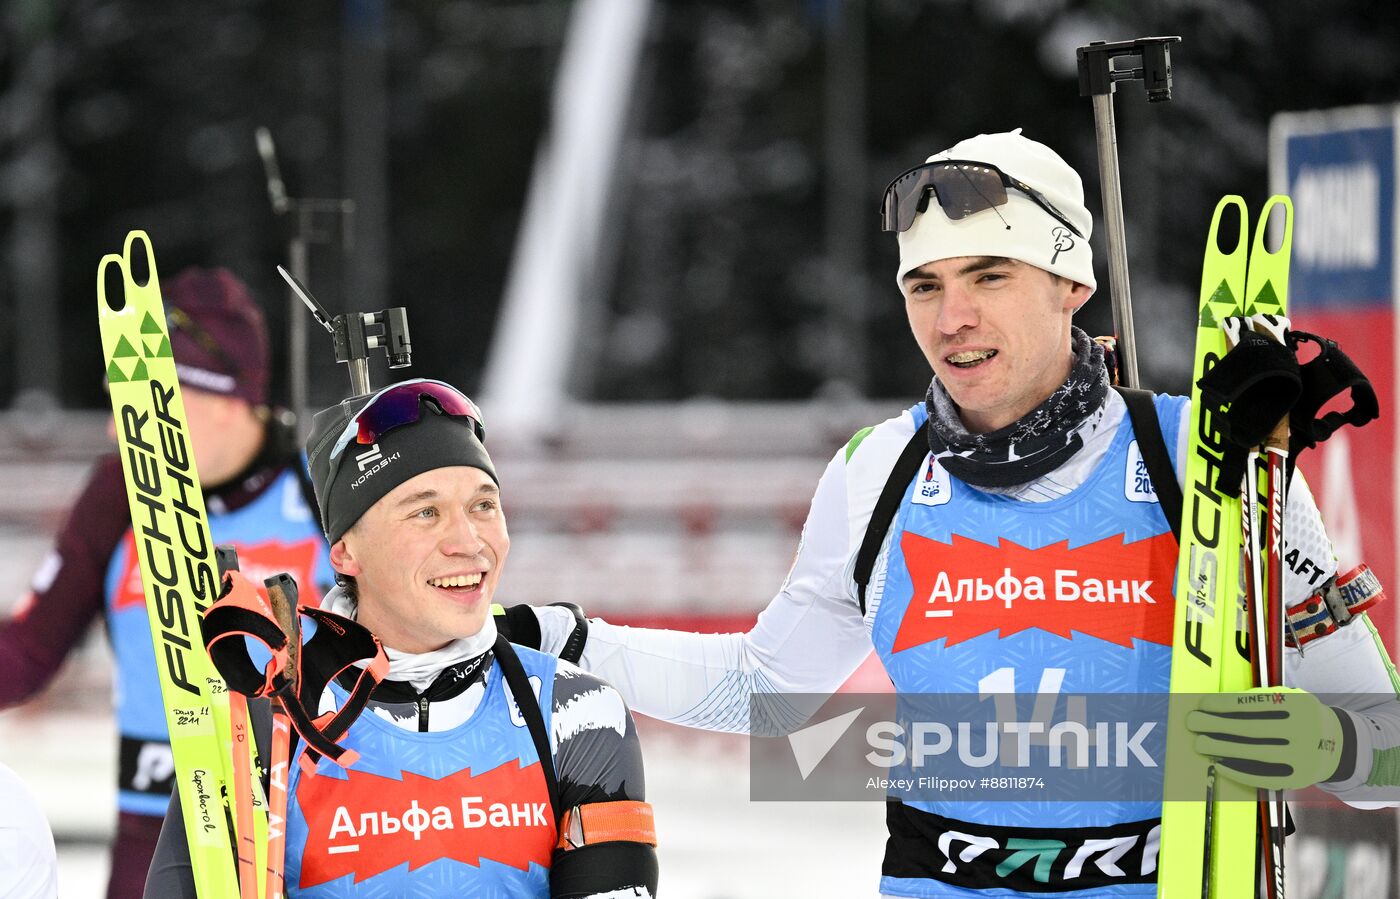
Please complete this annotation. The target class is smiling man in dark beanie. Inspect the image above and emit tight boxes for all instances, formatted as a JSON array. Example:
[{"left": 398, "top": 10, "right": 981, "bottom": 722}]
[
  {"left": 0, "top": 267, "right": 334, "bottom": 899},
  {"left": 307, "top": 385, "right": 497, "bottom": 549},
  {"left": 146, "top": 378, "right": 659, "bottom": 899}
]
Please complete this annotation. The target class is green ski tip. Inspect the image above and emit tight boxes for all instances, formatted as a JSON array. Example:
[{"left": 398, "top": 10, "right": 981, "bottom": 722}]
[
  {"left": 140, "top": 311, "right": 165, "bottom": 334},
  {"left": 145, "top": 335, "right": 172, "bottom": 358},
  {"left": 1250, "top": 280, "right": 1282, "bottom": 315},
  {"left": 113, "top": 335, "right": 139, "bottom": 358},
  {"left": 1209, "top": 279, "right": 1236, "bottom": 307},
  {"left": 106, "top": 360, "right": 127, "bottom": 383},
  {"left": 1200, "top": 280, "right": 1236, "bottom": 328}
]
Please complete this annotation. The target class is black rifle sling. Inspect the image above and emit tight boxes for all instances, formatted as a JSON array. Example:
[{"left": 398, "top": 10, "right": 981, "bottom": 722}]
[
  {"left": 852, "top": 390, "right": 1182, "bottom": 617},
  {"left": 493, "top": 635, "right": 563, "bottom": 826},
  {"left": 1114, "top": 386, "right": 1183, "bottom": 540},
  {"left": 853, "top": 420, "right": 930, "bottom": 617}
]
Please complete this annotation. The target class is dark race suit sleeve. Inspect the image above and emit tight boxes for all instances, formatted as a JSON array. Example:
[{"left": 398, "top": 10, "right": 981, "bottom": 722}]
[
  {"left": 0, "top": 455, "right": 131, "bottom": 705},
  {"left": 144, "top": 787, "right": 195, "bottom": 899},
  {"left": 549, "top": 663, "right": 658, "bottom": 899}
]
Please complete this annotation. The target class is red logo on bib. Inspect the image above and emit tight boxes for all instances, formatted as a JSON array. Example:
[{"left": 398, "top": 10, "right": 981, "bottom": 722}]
[
  {"left": 892, "top": 532, "right": 1178, "bottom": 652},
  {"left": 297, "top": 760, "right": 555, "bottom": 887}
]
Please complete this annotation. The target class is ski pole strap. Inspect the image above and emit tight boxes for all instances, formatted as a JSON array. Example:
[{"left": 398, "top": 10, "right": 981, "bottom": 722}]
[
  {"left": 1287, "top": 330, "right": 1379, "bottom": 456},
  {"left": 854, "top": 419, "right": 932, "bottom": 617},
  {"left": 200, "top": 570, "right": 389, "bottom": 771},
  {"left": 555, "top": 800, "right": 658, "bottom": 851},
  {"left": 201, "top": 569, "right": 291, "bottom": 697},
  {"left": 1285, "top": 564, "right": 1386, "bottom": 648},
  {"left": 285, "top": 604, "right": 389, "bottom": 771},
  {"left": 1113, "top": 387, "right": 1182, "bottom": 540}
]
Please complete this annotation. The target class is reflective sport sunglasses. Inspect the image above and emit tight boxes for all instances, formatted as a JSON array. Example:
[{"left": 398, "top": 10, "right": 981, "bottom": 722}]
[
  {"left": 880, "top": 159, "right": 1085, "bottom": 239},
  {"left": 328, "top": 378, "right": 485, "bottom": 465}
]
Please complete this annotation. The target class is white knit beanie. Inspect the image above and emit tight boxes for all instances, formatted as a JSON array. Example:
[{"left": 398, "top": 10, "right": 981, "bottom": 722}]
[{"left": 895, "top": 129, "right": 1096, "bottom": 295}]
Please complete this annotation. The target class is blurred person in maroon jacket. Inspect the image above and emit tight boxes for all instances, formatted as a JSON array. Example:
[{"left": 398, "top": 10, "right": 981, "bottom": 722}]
[{"left": 0, "top": 268, "right": 332, "bottom": 898}]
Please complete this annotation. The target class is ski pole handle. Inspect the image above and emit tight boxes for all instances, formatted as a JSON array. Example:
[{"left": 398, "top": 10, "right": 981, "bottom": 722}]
[{"left": 264, "top": 574, "right": 301, "bottom": 689}]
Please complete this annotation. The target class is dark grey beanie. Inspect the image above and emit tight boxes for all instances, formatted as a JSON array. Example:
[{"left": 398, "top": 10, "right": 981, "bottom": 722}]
[{"left": 305, "top": 389, "right": 497, "bottom": 543}]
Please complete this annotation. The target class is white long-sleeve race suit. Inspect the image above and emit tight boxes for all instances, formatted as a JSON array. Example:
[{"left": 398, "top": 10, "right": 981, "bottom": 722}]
[{"left": 538, "top": 391, "right": 1400, "bottom": 807}]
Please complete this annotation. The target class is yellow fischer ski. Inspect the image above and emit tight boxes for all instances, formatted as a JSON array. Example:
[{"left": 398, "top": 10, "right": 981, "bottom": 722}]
[
  {"left": 1159, "top": 197, "right": 1255, "bottom": 899},
  {"left": 97, "top": 231, "right": 258, "bottom": 898},
  {"left": 1159, "top": 196, "right": 1294, "bottom": 898},
  {"left": 1238, "top": 196, "right": 1295, "bottom": 899}
]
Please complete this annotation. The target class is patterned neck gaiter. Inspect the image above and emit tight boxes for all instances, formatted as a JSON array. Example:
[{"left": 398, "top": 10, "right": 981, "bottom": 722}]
[{"left": 925, "top": 326, "right": 1109, "bottom": 488}]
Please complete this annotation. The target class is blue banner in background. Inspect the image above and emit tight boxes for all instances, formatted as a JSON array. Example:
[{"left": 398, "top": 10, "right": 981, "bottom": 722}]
[
  {"left": 1283, "top": 124, "right": 1394, "bottom": 309},
  {"left": 1272, "top": 105, "right": 1399, "bottom": 899}
]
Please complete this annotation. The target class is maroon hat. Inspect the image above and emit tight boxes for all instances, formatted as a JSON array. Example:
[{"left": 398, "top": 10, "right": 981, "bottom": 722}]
[{"left": 162, "top": 267, "right": 270, "bottom": 406}]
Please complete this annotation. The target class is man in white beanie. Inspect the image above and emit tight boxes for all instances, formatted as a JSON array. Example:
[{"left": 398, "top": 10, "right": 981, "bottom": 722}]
[
  {"left": 520, "top": 131, "right": 1400, "bottom": 897},
  {"left": 884, "top": 129, "right": 1100, "bottom": 477}
]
